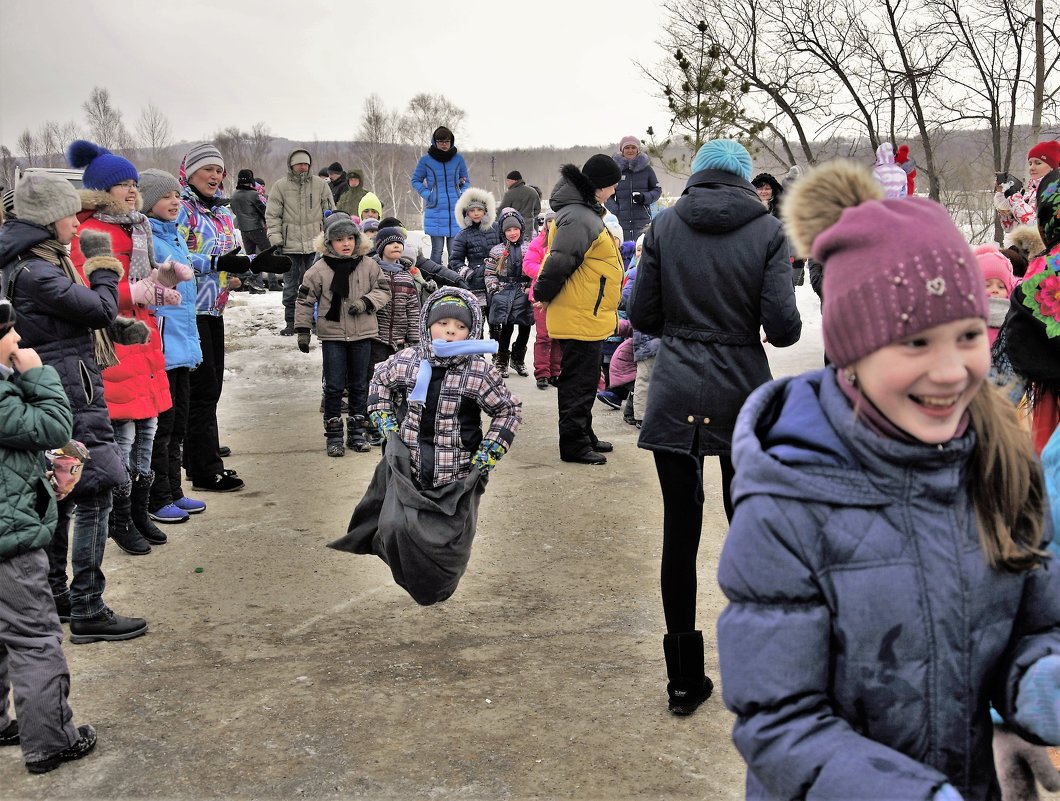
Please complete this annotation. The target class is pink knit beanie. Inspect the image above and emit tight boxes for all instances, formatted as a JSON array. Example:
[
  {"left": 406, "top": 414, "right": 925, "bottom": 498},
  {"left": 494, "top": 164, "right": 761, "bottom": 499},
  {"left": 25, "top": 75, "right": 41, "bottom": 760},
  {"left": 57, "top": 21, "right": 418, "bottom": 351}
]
[
  {"left": 782, "top": 160, "right": 988, "bottom": 367},
  {"left": 618, "top": 135, "right": 640, "bottom": 152},
  {"left": 973, "top": 243, "right": 1016, "bottom": 297}
]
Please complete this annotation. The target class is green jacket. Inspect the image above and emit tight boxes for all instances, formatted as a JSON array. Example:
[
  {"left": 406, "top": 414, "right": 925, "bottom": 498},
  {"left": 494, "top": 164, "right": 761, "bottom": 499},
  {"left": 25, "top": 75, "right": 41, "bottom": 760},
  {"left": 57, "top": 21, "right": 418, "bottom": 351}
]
[
  {"left": 265, "top": 150, "right": 336, "bottom": 254},
  {"left": 0, "top": 364, "right": 74, "bottom": 561},
  {"left": 335, "top": 171, "right": 369, "bottom": 218}
]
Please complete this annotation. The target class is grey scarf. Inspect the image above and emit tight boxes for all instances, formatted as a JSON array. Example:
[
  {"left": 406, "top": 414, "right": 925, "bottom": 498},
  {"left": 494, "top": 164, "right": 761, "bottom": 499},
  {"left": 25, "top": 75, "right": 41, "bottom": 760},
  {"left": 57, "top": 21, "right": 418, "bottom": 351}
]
[{"left": 92, "top": 209, "right": 155, "bottom": 281}]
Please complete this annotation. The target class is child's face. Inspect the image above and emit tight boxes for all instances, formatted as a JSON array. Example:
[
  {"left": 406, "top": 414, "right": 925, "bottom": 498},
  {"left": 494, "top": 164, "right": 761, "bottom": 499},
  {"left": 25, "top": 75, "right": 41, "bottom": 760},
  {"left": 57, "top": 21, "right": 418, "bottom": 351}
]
[
  {"left": 331, "top": 235, "right": 357, "bottom": 257},
  {"left": 468, "top": 208, "right": 485, "bottom": 223},
  {"left": 108, "top": 180, "right": 139, "bottom": 211},
  {"left": 150, "top": 191, "right": 182, "bottom": 222},
  {"left": 851, "top": 317, "right": 989, "bottom": 444},
  {"left": 635, "top": 241, "right": 643, "bottom": 259},
  {"left": 362, "top": 209, "right": 380, "bottom": 220},
  {"left": 52, "top": 214, "right": 79, "bottom": 245},
  {"left": 1028, "top": 157, "right": 1051, "bottom": 180},
  {"left": 985, "top": 277, "right": 1009, "bottom": 299},
  {"left": 0, "top": 327, "right": 20, "bottom": 368},
  {"left": 382, "top": 242, "right": 404, "bottom": 261},
  {"left": 430, "top": 317, "right": 470, "bottom": 342},
  {"left": 504, "top": 227, "right": 521, "bottom": 243}
]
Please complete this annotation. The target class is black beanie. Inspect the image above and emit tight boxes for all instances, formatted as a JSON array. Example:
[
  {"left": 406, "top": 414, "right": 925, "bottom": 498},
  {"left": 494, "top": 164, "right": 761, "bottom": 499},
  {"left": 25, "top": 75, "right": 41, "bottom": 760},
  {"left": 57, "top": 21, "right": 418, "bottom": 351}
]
[
  {"left": 506, "top": 170, "right": 522, "bottom": 181},
  {"left": 0, "top": 298, "right": 15, "bottom": 337},
  {"left": 378, "top": 216, "right": 404, "bottom": 230},
  {"left": 427, "top": 295, "right": 474, "bottom": 330},
  {"left": 581, "top": 154, "right": 622, "bottom": 189},
  {"left": 237, "top": 169, "right": 254, "bottom": 186},
  {"left": 327, "top": 162, "right": 343, "bottom": 174}
]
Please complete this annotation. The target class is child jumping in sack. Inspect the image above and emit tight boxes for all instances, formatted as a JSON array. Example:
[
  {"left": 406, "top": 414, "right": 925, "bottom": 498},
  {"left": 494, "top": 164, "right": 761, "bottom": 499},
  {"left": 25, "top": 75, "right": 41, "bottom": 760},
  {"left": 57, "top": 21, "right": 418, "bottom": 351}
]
[{"left": 328, "top": 287, "right": 522, "bottom": 605}]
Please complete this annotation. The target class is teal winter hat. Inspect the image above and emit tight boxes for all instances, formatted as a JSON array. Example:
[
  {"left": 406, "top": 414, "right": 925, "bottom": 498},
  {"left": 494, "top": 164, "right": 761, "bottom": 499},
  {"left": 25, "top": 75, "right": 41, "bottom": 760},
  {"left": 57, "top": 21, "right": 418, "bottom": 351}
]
[{"left": 690, "top": 139, "right": 753, "bottom": 181}]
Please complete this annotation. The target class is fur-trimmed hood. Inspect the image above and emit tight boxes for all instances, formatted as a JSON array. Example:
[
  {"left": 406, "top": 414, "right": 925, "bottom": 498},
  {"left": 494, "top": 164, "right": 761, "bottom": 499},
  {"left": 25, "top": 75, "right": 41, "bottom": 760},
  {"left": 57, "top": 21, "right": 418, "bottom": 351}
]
[
  {"left": 1005, "top": 224, "right": 1047, "bottom": 260},
  {"left": 454, "top": 187, "right": 497, "bottom": 229},
  {"left": 313, "top": 228, "right": 371, "bottom": 258},
  {"left": 549, "top": 164, "right": 606, "bottom": 214},
  {"left": 417, "top": 286, "right": 486, "bottom": 359},
  {"left": 79, "top": 188, "right": 143, "bottom": 216}
]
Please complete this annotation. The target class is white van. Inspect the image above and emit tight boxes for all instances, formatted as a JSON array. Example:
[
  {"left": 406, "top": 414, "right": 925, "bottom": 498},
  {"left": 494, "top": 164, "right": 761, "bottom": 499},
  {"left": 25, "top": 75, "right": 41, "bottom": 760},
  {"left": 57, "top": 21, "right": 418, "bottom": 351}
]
[{"left": 13, "top": 166, "right": 85, "bottom": 189}]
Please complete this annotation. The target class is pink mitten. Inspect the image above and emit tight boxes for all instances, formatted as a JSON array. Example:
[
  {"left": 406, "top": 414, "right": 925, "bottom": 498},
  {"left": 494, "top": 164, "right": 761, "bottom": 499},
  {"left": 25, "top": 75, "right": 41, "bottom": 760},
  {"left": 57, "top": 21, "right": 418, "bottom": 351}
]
[
  {"left": 156, "top": 258, "right": 194, "bottom": 288},
  {"left": 130, "top": 275, "right": 181, "bottom": 307}
]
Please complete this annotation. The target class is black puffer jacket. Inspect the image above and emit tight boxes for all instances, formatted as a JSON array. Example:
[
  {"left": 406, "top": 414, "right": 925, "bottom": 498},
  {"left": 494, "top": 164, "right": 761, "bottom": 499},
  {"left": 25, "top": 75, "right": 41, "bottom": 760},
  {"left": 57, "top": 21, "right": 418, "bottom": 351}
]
[
  {"left": 628, "top": 169, "right": 801, "bottom": 456},
  {"left": 230, "top": 186, "right": 267, "bottom": 232},
  {"left": 0, "top": 219, "right": 127, "bottom": 496}
]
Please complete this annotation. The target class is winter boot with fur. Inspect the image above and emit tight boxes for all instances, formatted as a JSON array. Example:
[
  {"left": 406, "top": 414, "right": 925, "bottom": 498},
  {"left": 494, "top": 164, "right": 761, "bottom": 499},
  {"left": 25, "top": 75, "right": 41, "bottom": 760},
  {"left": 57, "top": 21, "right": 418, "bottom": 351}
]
[
  {"left": 131, "top": 472, "right": 167, "bottom": 545},
  {"left": 109, "top": 481, "right": 151, "bottom": 556},
  {"left": 325, "top": 417, "right": 345, "bottom": 457},
  {"left": 346, "top": 416, "right": 371, "bottom": 453},
  {"left": 494, "top": 351, "right": 511, "bottom": 378},
  {"left": 663, "top": 631, "right": 715, "bottom": 716}
]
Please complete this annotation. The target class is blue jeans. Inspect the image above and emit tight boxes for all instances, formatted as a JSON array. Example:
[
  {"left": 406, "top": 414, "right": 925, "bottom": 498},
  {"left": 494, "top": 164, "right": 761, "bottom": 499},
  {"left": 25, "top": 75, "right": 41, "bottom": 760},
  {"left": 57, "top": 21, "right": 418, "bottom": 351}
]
[
  {"left": 48, "top": 490, "right": 112, "bottom": 619},
  {"left": 282, "top": 253, "right": 316, "bottom": 326},
  {"left": 113, "top": 417, "right": 159, "bottom": 476},
  {"left": 321, "top": 339, "right": 372, "bottom": 421},
  {"left": 429, "top": 236, "right": 452, "bottom": 266}
]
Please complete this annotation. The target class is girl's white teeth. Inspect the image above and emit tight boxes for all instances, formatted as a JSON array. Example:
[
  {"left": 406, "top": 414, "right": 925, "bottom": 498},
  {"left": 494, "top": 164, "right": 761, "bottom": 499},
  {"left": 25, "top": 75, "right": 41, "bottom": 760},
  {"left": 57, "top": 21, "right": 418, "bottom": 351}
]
[{"left": 915, "top": 395, "right": 957, "bottom": 407}]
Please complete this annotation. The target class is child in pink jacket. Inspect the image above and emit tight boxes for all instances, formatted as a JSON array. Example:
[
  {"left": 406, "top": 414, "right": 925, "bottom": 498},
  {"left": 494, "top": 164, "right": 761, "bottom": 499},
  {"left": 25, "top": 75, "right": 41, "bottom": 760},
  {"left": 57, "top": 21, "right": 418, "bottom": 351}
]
[{"left": 521, "top": 213, "right": 561, "bottom": 390}]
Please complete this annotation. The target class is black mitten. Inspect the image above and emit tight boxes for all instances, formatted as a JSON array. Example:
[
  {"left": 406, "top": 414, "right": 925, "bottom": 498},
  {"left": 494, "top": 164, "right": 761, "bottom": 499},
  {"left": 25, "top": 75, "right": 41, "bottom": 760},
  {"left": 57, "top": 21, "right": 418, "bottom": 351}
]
[
  {"left": 79, "top": 230, "right": 113, "bottom": 259},
  {"left": 250, "top": 245, "right": 293, "bottom": 274},
  {"left": 109, "top": 316, "right": 151, "bottom": 345},
  {"left": 216, "top": 247, "right": 252, "bottom": 272}
]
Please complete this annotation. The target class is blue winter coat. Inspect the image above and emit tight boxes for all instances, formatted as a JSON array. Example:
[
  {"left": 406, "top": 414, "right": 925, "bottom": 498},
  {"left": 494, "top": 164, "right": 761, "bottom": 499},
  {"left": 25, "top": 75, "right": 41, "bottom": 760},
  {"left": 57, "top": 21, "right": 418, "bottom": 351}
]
[
  {"left": 628, "top": 169, "right": 800, "bottom": 456},
  {"left": 411, "top": 140, "right": 470, "bottom": 238},
  {"left": 149, "top": 217, "right": 203, "bottom": 370},
  {"left": 718, "top": 368, "right": 1060, "bottom": 801},
  {"left": 448, "top": 223, "right": 500, "bottom": 298},
  {"left": 604, "top": 152, "right": 661, "bottom": 241},
  {"left": 0, "top": 219, "right": 127, "bottom": 497}
]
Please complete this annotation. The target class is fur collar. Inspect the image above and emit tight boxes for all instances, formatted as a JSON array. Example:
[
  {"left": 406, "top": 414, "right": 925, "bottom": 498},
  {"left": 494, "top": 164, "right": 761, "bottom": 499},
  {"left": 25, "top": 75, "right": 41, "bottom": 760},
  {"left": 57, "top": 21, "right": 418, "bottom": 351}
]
[
  {"left": 454, "top": 187, "right": 497, "bottom": 229},
  {"left": 79, "top": 188, "right": 143, "bottom": 215},
  {"left": 560, "top": 164, "right": 601, "bottom": 206}
]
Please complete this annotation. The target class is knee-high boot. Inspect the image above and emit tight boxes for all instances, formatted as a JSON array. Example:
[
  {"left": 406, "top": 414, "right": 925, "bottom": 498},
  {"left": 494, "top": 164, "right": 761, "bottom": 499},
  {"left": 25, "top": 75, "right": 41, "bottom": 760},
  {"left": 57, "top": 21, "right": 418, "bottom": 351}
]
[{"left": 109, "top": 481, "right": 152, "bottom": 555}]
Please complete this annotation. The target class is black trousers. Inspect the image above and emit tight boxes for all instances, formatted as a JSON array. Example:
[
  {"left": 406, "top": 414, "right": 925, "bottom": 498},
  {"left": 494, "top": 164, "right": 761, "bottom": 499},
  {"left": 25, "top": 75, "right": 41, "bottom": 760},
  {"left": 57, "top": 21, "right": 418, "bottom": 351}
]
[
  {"left": 186, "top": 316, "right": 225, "bottom": 481},
  {"left": 150, "top": 366, "right": 190, "bottom": 507},
  {"left": 653, "top": 449, "right": 735, "bottom": 633},
  {"left": 491, "top": 323, "right": 532, "bottom": 363},
  {"left": 556, "top": 339, "right": 603, "bottom": 459}
]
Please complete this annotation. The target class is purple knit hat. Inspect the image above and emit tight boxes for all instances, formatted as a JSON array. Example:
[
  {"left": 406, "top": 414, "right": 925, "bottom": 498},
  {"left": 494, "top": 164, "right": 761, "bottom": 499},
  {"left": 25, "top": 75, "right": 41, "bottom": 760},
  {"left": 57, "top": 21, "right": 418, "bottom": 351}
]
[{"left": 783, "top": 160, "right": 987, "bottom": 367}]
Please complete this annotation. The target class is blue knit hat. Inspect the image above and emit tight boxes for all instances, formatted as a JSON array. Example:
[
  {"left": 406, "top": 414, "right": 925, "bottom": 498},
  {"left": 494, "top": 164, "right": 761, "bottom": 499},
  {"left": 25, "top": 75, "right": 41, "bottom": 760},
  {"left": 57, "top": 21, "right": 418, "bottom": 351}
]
[
  {"left": 690, "top": 139, "right": 753, "bottom": 181},
  {"left": 67, "top": 139, "right": 138, "bottom": 191}
]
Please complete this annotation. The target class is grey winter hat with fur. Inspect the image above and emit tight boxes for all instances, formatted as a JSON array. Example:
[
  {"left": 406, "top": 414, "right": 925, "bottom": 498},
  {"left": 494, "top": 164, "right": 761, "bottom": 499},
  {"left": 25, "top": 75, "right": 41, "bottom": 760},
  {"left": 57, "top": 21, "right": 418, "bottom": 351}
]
[
  {"left": 14, "top": 172, "right": 82, "bottom": 227},
  {"left": 139, "top": 169, "right": 181, "bottom": 217},
  {"left": 324, "top": 212, "right": 360, "bottom": 242}
]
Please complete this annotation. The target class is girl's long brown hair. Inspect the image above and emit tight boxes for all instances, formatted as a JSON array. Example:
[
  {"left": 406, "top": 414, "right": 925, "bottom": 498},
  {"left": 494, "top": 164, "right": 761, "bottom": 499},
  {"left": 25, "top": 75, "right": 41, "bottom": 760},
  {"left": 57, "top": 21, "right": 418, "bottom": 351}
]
[{"left": 968, "top": 383, "right": 1047, "bottom": 570}]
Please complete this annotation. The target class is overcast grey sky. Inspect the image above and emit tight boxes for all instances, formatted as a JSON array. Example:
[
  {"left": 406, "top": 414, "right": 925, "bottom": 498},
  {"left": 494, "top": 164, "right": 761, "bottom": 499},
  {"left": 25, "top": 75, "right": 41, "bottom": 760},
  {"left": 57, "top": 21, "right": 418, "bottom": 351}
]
[{"left": 0, "top": 0, "right": 670, "bottom": 153}]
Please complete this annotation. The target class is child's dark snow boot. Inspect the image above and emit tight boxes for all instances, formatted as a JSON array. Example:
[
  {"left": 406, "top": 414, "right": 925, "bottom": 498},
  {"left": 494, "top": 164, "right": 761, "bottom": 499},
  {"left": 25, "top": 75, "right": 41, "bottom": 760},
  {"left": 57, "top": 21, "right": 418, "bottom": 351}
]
[
  {"left": 510, "top": 345, "right": 529, "bottom": 377},
  {"left": 346, "top": 416, "right": 371, "bottom": 453},
  {"left": 494, "top": 351, "right": 510, "bottom": 378},
  {"left": 663, "top": 631, "right": 715, "bottom": 716},
  {"left": 131, "top": 472, "right": 167, "bottom": 545},
  {"left": 325, "top": 417, "right": 345, "bottom": 457},
  {"left": 360, "top": 415, "right": 384, "bottom": 447},
  {"left": 109, "top": 481, "right": 151, "bottom": 556}
]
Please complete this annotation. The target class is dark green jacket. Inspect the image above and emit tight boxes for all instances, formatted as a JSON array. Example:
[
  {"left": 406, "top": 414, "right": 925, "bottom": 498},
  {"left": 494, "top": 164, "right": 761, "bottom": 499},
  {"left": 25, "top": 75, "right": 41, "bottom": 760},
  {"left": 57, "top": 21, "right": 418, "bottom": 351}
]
[{"left": 0, "top": 364, "right": 73, "bottom": 561}]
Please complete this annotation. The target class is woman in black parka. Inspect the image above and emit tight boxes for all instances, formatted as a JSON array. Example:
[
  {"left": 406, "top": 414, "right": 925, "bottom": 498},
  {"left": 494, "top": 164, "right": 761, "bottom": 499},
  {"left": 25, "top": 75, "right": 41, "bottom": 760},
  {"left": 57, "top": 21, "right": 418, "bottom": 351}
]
[
  {"left": 628, "top": 139, "right": 801, "bottom": 717},
  {"left": 605, "top": 136, "right": 662, "bottom": 242}
]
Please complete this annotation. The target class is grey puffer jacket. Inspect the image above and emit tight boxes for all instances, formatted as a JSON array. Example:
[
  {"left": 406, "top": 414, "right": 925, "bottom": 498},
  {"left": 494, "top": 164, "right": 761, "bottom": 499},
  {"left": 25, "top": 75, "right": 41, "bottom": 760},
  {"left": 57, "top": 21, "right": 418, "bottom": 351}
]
[
  {"left": 718, "top": 369, "right": 1060, "bottom": 801},
  {"left": 265, "top": 150, "right": 335, "bottom": 254},
  {"left": 628, "top": 168, "right": 800, "bottom": 456}
]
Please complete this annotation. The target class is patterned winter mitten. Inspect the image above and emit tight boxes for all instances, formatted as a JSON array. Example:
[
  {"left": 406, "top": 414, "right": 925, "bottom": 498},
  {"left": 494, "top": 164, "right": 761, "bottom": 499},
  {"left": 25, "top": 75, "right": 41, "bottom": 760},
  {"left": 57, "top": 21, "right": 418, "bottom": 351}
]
[
  {"left": 155, "top": 258, "right": 194, "bottom": 288},
  {"left": 471, "top": 439, "right": 507, "bottom": 474},
  {"left": 369, "top": 410, "right": 398, "bottom": 437},
  {"left": 1014, "top": 655, "right": 1060, "bottom": 744},
  {"left": 993, "top": 722, "right": 1060, "bottom": 801},
  {"left": 130, "top": 272, "right": 181, "bottom": 307}
]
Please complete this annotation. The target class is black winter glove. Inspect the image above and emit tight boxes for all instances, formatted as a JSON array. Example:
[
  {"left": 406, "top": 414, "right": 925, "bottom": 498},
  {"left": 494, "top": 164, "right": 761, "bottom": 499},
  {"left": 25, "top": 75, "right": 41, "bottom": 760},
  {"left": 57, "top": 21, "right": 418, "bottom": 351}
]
[
  {"left": 216, "top": 246, "right": 252, "bottom": 272},
  {"left": 109, "top": 316, "right": 151, "bottom": 345},
  {"left": 993, "top": 723, "right": 1060, "bottom": 801},
  {"left": 632, "top": 191, "right": 644, "bottom": 205},
  {"left": 296, "top": 332, "right": 311, "bottom": 353},
  {"left": 250, "top": 245, "right": 293, "bottom": 274},
  {"left": 79, "top": 229, "right": 114, "bottom": 259},
  {"left": 348, "top": 297, "right": 369, "bottom": 315}
]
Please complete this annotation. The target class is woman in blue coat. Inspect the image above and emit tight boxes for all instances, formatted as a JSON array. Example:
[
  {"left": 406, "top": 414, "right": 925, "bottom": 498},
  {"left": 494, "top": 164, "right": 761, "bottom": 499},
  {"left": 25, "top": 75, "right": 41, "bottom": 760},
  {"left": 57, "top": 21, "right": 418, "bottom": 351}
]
[
  {"left": 718, "top": 159, "right": 1060, "bottom": 801},
  {"left": 410, "top": 126, "right": 470, "bottom": 265},
  {"left": 604, "top": 135, "right": 662, "bottom": 241}
]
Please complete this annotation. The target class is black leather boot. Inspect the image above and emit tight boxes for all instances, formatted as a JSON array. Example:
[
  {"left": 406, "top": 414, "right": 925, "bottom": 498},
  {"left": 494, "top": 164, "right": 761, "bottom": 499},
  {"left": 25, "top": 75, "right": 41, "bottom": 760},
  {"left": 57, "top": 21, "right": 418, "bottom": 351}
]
[
  {"left": 131, "top": 472, "right": 167, "bottom": 545},
  {"left": 663, "top": 630, "right": 715, "bottom": 715},
  {"left": 109, "top": 481, "right": 151, "bottom": 556}
]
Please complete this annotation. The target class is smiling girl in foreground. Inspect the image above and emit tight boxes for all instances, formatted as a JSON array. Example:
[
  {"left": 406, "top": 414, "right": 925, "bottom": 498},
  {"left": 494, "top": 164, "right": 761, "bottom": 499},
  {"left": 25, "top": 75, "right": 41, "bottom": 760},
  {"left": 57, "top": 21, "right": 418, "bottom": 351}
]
[{"left": 717, "top": 160, "right": 1060, "bottom": 801}]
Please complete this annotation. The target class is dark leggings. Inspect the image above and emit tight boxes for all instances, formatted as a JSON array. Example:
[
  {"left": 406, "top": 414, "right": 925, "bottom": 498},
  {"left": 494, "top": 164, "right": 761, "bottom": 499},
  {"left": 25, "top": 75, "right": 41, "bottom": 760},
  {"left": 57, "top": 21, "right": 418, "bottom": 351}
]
[{"left": 653, "top": 450, "right": 735, "bottom": 633}]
